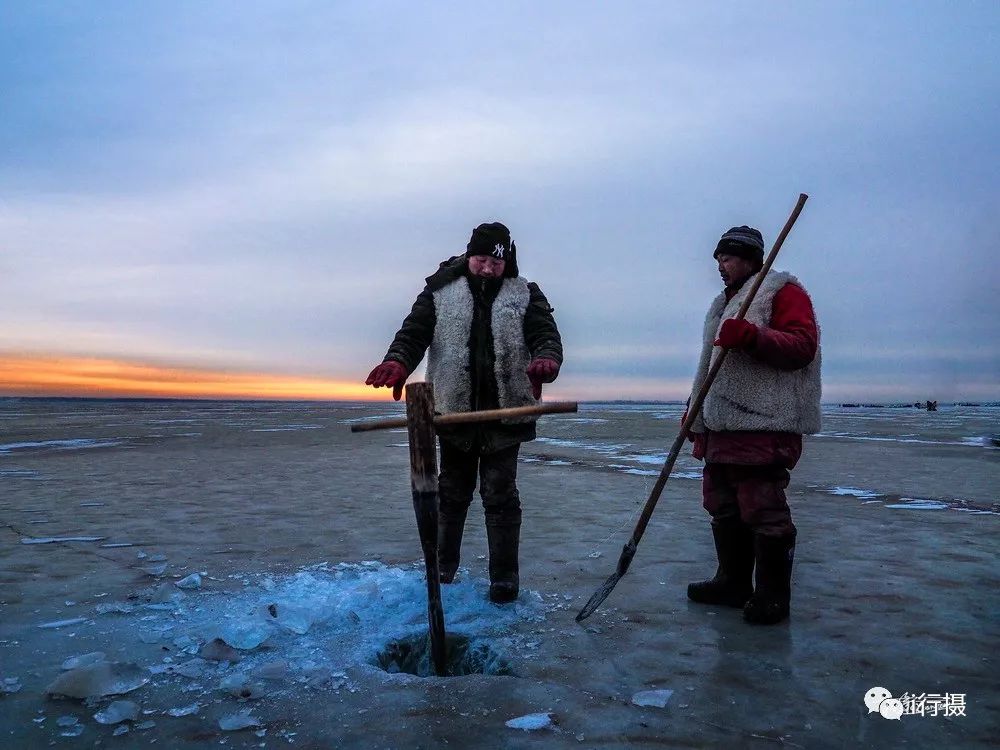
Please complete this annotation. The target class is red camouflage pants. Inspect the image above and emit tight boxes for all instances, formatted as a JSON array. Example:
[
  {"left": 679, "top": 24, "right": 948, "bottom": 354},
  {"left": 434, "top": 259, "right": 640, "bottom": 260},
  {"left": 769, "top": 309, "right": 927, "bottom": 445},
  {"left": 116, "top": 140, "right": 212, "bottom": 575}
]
[{"left": 702, "top": 463, "right": 797, "bottom": 538}]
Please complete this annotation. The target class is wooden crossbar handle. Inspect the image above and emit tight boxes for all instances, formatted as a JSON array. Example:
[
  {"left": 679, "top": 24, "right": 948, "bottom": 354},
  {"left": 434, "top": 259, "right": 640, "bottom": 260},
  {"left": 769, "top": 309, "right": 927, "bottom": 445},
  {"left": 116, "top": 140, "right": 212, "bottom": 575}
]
[{"left": 350, "top": 401, "right": 578, "bottom": 433}]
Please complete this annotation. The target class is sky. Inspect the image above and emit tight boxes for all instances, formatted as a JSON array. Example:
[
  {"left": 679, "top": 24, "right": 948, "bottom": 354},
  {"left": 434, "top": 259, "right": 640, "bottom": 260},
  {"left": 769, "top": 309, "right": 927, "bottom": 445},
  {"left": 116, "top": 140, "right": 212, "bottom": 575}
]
[{"left": 1, "top": 1, "right": 998, "bottom": 401}]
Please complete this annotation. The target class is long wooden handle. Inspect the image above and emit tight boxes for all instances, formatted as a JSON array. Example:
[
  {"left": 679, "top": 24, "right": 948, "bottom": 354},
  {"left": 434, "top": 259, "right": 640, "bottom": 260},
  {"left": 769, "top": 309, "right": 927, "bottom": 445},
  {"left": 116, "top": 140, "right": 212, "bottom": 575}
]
[
  {"left": 404, "top": 383, "right": 448, "bottom": 676},
  {"left": 629, "top": 193, "right": 809, "bottom": 548},
  {"left": 350, "top": 400, "right": 578, "bottom": 433}
]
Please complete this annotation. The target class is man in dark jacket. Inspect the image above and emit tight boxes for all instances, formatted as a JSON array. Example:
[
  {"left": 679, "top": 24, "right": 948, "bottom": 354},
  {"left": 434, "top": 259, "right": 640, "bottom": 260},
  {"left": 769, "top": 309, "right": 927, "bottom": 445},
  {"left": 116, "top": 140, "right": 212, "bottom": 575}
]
[
  {"left": 685, "top": 225, "right": 821, "bottom": 625},
  {"left": 365, "top": 222, "right": 563, "bottom": 603}
]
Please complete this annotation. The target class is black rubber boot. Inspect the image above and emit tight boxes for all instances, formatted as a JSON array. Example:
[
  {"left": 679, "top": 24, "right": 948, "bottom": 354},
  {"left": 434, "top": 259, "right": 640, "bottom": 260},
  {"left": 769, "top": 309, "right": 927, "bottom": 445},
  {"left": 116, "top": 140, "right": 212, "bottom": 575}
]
[
  {"left": 687, "top": 521, "right": 754, "bottom": 608},
  {"left": 486, "top": 522, "right": 520, "bottom": 604},
  {"left": 437, "top": 509, "right": 468, "bottom": 584},
  {"left": 743, "top": 534, "right": 795, "bottom": 625}
]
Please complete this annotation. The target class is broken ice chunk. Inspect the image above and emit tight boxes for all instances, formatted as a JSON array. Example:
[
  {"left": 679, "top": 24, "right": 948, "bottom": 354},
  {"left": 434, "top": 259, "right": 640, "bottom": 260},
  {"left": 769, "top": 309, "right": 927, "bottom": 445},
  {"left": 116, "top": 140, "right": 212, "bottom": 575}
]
[
  {"left": 38, "top": 617, "right": 89, "bottom": 629},
  {"left": 138, "top": 629, "right": 164, "bottom": 644},
  {"left": 252, "top": 660, "right": 288, "bottom": 681},
  {"left": 302, "top": 666, "right": 333, "bottom": 690},
  {"left": 216, "top": 620, "right": 271, "bottom": 650},
  {"left": 175, "top": 573, "right": 202, "bottom": 590},
  {"left": 264, "top": 602, "right": 314, "bottom": 634},
  {"left": 165, "top": 702, "right": 200, "bottom": 717},
  {"left": 96, "top": 602, "right": 135, "bottom": 615},
  {"left": 57, "top": 715, "right": 84, "bottom": 736},
  {"left": 135, "top": 720, "right": 156, "bottom": 730},
  {"left": 631, "top": 689, "right": 674, "bottom": 708},
  {"left": 62, "top": 652, "right": 106, "bottom": 670},
  {"left": 141, "top": 563, "right": 168, "bottom": 576},
  {"left": 174, "top": 658, "right": 208, "bottom": 679},
  {"left": 219, "top": 710, "right": 261, "bottom": 731},
  {"left": 150, "top": 582, "right": 185, "bottom": 604},
  {"left": 505, "top": 712, "right": 555, "bottom": 731},
  {"left": 2, "top": 677, "right": 22, "bottom": 694},
  {"left": 46, "top": 661, "right": 149, "bottom": 699},
  {"left": 22, "top": 536, "right": 106, "bottom": 545},
  {"left": 94, "top": 700, "right": 140, "bottom": 724},
  {"left": 172, "top": 635, "right": 198, "bottom": 653},
  {"left": 219, "top": 673, "right": 270, "bottom": 700},
  {"left": 199, "top": 638, "right": 241, "bottom": 662},
  {"left": 112, "top": 725, "right": 129, "bottom": 736}
]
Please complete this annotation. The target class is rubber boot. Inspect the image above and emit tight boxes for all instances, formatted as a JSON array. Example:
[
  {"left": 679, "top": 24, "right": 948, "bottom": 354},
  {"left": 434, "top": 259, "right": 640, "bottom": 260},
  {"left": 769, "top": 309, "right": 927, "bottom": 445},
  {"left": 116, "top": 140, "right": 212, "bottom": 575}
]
[
  {"left": 743, "top": 534, "right": 795, "bottom": 625},
  {"left": 687, "top": 521, "right": 754, "bottom": 607},
  {"left": 437, "top": 509, "right": 468, "bottom": 584},
  {"left": 486, "top": 522, "right": 520, "bottom": 604}
]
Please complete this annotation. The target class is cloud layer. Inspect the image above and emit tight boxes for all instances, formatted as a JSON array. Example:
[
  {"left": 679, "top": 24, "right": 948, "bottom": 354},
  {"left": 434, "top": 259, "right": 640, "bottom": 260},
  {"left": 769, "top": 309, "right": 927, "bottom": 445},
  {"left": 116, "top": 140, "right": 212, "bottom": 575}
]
[{"left": 2, "top": 2, "right": 997, "bottom": 400}]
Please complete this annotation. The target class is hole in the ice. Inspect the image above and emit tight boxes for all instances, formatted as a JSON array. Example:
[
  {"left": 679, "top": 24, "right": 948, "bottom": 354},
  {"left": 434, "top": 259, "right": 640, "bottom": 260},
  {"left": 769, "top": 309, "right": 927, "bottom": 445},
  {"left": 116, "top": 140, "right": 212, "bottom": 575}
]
[{"left": 373, "top": 633, "right": 514, "bottom": 677}]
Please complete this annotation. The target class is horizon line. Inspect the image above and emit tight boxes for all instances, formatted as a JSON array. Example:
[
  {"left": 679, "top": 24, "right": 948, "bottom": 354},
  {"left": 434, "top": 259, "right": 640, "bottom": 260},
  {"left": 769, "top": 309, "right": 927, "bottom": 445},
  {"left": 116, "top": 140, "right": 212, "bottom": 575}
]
[
  {"left": 1, "top": 353, "right": 995, "bottom": 404},
  {"left": 2, "top": 395, "right": 996, "bottom": 408}
]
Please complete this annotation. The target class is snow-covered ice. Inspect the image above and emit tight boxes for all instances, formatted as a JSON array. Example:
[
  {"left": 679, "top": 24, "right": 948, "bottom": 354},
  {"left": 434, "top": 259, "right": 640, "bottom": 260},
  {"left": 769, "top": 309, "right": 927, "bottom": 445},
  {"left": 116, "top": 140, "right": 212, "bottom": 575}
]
[{"left": 1, "top": 400, "right": 995, "bottom": 748}]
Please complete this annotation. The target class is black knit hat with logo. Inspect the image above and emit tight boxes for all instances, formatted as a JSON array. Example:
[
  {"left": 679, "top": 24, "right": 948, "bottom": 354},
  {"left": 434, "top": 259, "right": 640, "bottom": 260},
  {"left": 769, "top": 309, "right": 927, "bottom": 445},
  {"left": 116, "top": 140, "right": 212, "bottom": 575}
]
[
  {"left": 714, "top": 225, "right": 765, "bottom": 269},
  {"left": 466, "top": 221, "right": 518, "bottom": 277}
]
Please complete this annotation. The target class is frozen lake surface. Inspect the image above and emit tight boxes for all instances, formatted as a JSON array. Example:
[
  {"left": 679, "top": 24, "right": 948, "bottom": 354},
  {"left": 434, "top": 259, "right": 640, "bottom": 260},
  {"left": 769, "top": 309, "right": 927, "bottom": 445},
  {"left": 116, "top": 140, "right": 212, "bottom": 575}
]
[{"left": 0, "top": 399, "right": 997, "bottom": 748}]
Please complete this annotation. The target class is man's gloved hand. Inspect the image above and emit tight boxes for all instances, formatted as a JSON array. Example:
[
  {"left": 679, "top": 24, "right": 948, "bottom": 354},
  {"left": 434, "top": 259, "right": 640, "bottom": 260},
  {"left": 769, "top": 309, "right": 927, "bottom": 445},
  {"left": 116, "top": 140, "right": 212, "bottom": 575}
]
[
  {"left": 714, "top": 318, "right": 758, "bottom": 350},
  {"left": 365, "top": 360, "right": 408, "bottom": 401},
  {"left": 526, "top": 358, "right": 560, "bottom": 399}
]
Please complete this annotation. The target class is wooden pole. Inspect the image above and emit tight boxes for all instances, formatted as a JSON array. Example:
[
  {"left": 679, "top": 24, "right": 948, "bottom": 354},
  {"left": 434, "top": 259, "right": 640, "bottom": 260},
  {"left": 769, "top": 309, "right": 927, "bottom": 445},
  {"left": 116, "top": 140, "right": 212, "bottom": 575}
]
[
  {"left": 350, "top": 401, "right": 578, "bottom": 433},
  {"left": 404, "top": 382, "right": 448, "bottom": 676}
]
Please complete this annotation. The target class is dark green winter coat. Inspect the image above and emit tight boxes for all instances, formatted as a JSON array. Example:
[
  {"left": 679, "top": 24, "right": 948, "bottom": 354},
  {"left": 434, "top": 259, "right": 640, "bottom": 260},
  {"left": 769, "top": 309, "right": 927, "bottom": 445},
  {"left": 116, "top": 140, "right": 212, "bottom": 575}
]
[{"left": 383, "top": 255, "right": 563, "bottom": 453}]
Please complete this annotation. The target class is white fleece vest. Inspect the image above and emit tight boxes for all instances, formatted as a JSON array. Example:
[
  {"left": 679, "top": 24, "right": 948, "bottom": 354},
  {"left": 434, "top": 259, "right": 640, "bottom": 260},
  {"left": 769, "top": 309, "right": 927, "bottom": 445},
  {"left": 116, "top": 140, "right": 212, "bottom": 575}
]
[
  {"left": 689, "top": 271, "right": 821, "bottom": 434},
  {"left": 425, "top": 276, "right": 537, "bottom": 421}
]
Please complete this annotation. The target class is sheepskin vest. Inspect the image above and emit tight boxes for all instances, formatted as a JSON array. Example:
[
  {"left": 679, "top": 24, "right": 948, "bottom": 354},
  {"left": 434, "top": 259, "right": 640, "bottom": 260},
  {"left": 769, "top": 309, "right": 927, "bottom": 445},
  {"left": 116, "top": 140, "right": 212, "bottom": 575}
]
[
  {"left": 425, "top": 276, "right": 537, "bottom": 421},
  {"left": 689, "top": 271, "right": 821, "bottom": 434}
]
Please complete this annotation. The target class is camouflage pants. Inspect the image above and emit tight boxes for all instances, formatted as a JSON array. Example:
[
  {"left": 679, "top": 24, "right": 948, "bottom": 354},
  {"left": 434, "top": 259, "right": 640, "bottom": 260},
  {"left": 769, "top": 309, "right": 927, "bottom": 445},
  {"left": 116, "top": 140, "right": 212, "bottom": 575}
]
[{"left": 702, "top": 462, "right": 797, "bottom": 537}]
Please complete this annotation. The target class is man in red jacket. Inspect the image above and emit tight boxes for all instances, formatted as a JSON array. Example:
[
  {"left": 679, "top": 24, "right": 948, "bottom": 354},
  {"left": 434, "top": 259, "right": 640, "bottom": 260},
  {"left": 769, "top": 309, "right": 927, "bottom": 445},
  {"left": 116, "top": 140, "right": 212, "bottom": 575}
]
[{"left": 685, "top": 225, "right": 821, "bottom": 625}]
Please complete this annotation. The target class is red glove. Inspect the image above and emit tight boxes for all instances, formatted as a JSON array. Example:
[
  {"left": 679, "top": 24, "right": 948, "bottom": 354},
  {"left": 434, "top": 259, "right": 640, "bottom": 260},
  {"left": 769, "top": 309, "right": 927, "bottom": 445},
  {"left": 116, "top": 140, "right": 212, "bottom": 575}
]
[
  {"left": 526, "top": 358, "right": 560, "bottom": 399},
  {"left": 714, "top": 319, "right": 758, "bottom": 350},
  {"left": 365, "top": 361, "right": 408, "bottom": 401}
]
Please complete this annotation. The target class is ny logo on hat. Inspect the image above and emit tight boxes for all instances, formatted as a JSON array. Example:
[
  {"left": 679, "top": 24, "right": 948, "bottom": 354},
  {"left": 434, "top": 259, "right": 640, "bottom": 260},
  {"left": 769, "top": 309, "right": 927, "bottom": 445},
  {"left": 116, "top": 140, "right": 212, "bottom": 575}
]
[{"left": 492, "top": 243, "right": 505, "bottom": 259}]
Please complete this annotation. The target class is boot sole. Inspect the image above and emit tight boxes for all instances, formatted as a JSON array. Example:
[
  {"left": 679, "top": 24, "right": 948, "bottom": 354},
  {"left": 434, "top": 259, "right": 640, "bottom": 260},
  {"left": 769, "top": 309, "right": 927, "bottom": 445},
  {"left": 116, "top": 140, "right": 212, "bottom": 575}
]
[
  {"left": 489, "top": 583, "right": 519, "bottom": 604},
  {"left": 687, "top": 584, "right": 751, "bottom": 608}
]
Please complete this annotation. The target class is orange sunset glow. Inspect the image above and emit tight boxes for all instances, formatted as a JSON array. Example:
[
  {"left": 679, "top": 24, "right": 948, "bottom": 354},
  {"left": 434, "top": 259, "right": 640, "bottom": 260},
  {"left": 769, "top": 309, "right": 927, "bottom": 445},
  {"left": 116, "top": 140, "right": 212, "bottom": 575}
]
[{"left": 0, "top": 355, "right": 381, "bottom": 401}]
